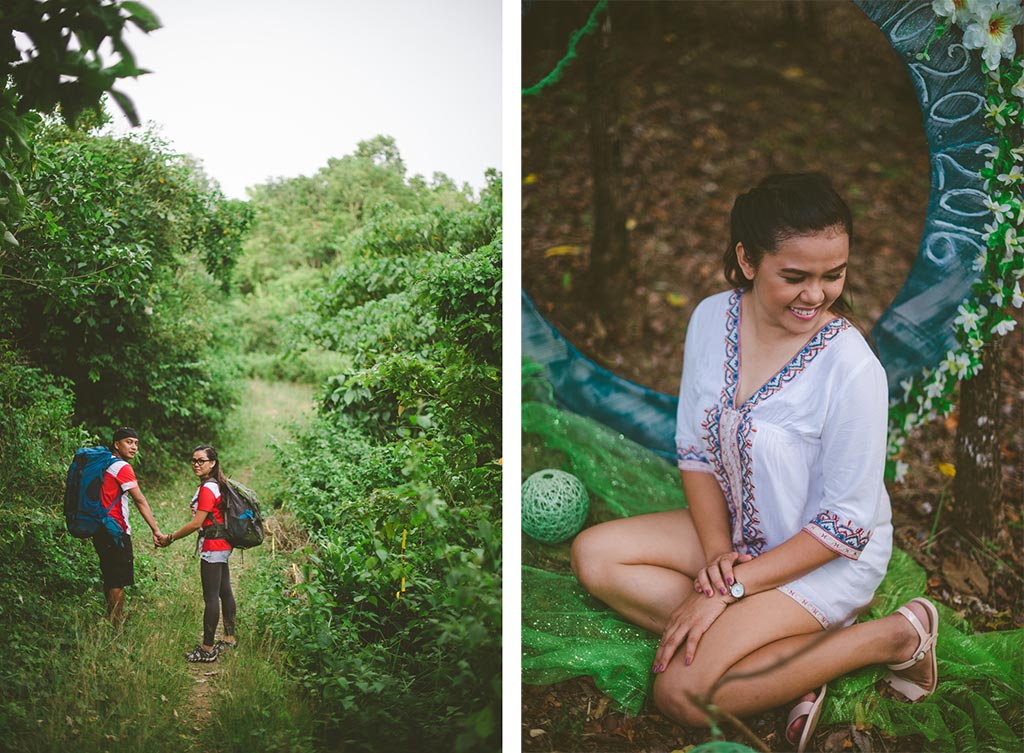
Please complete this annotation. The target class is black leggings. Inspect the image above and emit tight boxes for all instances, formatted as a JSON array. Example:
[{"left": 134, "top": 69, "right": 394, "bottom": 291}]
[{"left": 200, "top": 559, "right": 236, "bottom": 647}]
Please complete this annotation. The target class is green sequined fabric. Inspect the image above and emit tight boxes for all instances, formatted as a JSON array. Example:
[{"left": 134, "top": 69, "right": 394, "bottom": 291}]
[{"left": 522, "top": 366, "right": 1023, "bottom": 752}]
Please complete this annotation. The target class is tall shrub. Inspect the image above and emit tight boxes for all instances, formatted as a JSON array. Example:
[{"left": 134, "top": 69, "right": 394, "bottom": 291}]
[
  {"left": 0, "top": 121, "right": 252, "bottom": 466},
  {"left": 251, "top": 173, "right": 501, "bottom": 752}
]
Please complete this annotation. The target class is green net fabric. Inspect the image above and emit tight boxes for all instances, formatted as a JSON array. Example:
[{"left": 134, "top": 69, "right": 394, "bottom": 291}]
[{"left": 522, "top": 369, "right": 1023, "bottom": 752}]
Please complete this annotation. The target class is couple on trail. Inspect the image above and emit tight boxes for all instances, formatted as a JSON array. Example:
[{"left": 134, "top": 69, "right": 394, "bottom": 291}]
[{"left": 94, "top": 427, "right": 237, "bottom": 663}]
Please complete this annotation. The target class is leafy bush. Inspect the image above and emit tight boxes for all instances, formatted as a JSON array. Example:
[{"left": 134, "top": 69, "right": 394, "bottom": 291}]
[
  {"left": 0, "top": 344, "right": 100, "bottom": 735},
  {"left": 248, "top": 174, "right": 501, "bottom": 752},
  {"left": 0, "top": 121, "right": 251, "bottom": 469}
]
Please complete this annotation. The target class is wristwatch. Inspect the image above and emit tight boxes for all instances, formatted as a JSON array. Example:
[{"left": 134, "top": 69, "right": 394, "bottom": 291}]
[{"left": 728, "top": 579, "right": 745, "bottom": 600}]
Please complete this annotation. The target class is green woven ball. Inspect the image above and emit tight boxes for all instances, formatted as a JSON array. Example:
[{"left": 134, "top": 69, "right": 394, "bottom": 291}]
[{"left": 521, "top": 469, "right": 589, "bottom": 544}]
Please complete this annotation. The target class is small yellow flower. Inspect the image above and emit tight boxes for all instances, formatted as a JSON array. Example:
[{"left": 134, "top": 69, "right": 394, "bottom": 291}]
[
  {"left": 937, "top": 462, "right": 956, "bottom": 478},
  {"left": 523, "top": 173, "right": 538, "bottom": 185}
]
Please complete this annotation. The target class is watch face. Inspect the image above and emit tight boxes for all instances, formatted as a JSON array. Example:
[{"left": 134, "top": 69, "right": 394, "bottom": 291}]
[{"left": 729, "top": 581, "right": 745, "bottom": 599}]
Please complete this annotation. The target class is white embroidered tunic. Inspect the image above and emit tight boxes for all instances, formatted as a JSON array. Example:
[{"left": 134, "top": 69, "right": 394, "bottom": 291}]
[{"left": 675, "top": 289, "right": 893, "bottom": 628}]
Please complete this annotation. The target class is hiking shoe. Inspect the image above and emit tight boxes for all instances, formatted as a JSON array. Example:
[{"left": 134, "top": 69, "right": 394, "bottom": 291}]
[
  {"left": 214, "top": 639, "right": 237, "bottom": 656},
  {"left": 185, "top": 645, "right": 217, "bottom": 663}
]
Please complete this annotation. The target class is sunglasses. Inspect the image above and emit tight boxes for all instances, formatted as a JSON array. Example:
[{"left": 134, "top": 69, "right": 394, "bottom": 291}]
[{"left": 190, "top": 458, "right": 212, "bottom": 466}]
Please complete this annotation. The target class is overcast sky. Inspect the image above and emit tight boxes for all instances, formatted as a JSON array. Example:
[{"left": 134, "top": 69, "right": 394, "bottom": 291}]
[{"left": 111, "top": 0, "right": 502, "bottom": 199}]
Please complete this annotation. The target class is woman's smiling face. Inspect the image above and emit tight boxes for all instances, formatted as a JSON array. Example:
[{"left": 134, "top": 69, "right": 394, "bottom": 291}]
[{"left": 738, "top": 228, "right": 850, "bottom": 337}]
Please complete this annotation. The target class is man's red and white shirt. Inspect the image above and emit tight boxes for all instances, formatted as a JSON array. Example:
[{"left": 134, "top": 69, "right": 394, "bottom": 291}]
[{"left": 100, "top": 459, "right": 138, "bottom": 535}]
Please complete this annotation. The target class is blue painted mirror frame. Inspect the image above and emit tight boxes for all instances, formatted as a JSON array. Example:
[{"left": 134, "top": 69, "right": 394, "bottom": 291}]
[{"left": 856, "top": 1, "right": 994, "bottom": 394}]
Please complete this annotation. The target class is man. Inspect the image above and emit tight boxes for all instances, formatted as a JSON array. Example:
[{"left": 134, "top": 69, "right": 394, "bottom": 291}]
[{"left": 94, "top": 426, "right": 164, "bottom": 623}]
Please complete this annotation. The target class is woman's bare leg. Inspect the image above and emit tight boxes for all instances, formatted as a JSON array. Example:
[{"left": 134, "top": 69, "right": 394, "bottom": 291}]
[
  {"left": 652, "top": 593, "right": 935, "bottom": 727},
  {"left": 570, "top": 509, "right": 707, "bottom": 633}
]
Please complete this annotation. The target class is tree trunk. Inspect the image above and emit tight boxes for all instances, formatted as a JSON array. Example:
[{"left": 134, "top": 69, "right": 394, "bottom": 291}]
[
  {"left": 953, "top": 338, "right": 1005, "bottom": 538},
  {"left": 583, "top": 7, "right": 631, "bottom": 324}
]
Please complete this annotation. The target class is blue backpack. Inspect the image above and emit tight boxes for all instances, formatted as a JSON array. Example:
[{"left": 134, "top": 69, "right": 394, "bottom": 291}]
[{"left": 64, "top": 446, "right": 125, "bottom": 548}]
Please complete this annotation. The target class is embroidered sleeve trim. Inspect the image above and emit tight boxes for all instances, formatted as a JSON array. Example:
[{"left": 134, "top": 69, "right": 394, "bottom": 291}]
[
  {"left": 803, "top": 511, "right": 871, "bottom": 560},
  {"left": 676, "top": 445, "right": 711, "bottom": 472}
]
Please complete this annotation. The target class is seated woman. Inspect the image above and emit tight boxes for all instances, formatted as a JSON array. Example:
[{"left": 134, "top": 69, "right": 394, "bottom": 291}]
[{"left": 571, "top": 173, "right": 938, "bottom": 753}]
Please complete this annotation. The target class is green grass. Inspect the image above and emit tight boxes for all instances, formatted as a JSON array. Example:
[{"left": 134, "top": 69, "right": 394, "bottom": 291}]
[{"left": 220, "top": 378, "right": 316, "bottom": 488}]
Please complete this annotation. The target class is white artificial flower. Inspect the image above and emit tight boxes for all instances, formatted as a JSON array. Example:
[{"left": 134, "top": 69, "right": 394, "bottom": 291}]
[
  {"left": 990, "top": 287, "right": 1006, "bottom": 306},
  {"left": 997, "top": 165, "right": 1024, "bottom": 187},
  {"left": 900, "top": 377, "right": 915, "bottom": 401},
  {"left": 894, "top": 460, "right": 909, "bottom": 484},
  {"left": 993, "top": 317, "right": 1017, "bottom": 335},
  {"left": 1012, "top": 281, "right": 1024, "bottom": 308},
  {"left": 981, "top": 220, "right": 999, "bottom": 242},
  {"left": 941, "top": 349, "right": 959, "bottom": 376},
  {"left": 932, "top": 0, "right": 973, "bottom": 25},
  {"left": 962, "top": 0, "right": 1024, "bottom": 70},
  {"left": 954, "top": 302, "right": 987, "bottom": 330},
  {"left": 925, "top": 373, "right": 947, "bottom": 398},
  {"left": 973, "top": 250, "right": 989, "bottom": 271},
  {"left": 1011, "top": 145, "right": 1024, "bottom": 163},
  {"left": 1013, "top": 69, "right": 1024, "bottom": 99},
  {"left": 1004, "top": 226, "right": 1021, "bottom": 262},
  {"left": 954, "top": 351, "right": 973, "bottom": 379},
  {"left": 984, "top": 195, "right": 1013, "bottom": 223},
  {"left": 985, "top": 99, "right": 1010, "bottom": 127}
]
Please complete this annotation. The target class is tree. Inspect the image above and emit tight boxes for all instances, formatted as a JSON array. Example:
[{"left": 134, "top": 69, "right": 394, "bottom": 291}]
[
  {"left": 583, "top": 5, "right": 631, "bottom": 326},
  {"left": 0, "top": 0, "right": 161, "bottom": 245},
  {"left": 355, "top": 134, "right": 407, "bottom": 175},
  {"left": 953, "top": 340, "right": 1006, "bottom": 537}
]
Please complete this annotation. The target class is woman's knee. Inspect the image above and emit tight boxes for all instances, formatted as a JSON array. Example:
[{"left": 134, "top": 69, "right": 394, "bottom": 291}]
[
  {"left": 569, "top": 525, "right": 609, "bottom": 590},
  {"left": 652, "top": 673, "right": 714, "bottom": 728}
]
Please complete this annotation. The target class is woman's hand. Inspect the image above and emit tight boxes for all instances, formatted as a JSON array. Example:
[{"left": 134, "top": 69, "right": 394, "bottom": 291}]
[
  {"left": 652, "top": 589, "right": 730, "bottom": 673},
  {"left": 694, "top": 551, "right": 754, "bottom": 598}
]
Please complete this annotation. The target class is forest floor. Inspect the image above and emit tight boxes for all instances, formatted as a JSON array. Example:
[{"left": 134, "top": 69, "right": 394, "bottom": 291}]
[{"left": 520, "top": 3, "right": 1022, "bottom": 752}]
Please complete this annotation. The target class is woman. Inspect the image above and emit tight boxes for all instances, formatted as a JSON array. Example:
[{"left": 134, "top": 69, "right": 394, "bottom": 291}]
[
  {"left": 570, "top": 174, "right": 938, "bottom": 752},
  {"left": 160, "top": 445, "right": 238, "bottom": 663}
]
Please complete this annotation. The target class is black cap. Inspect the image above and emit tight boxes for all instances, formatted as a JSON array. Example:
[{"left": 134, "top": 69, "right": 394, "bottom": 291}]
[{"left": 112, "top": 426, "right": 139, "bottom": 443}]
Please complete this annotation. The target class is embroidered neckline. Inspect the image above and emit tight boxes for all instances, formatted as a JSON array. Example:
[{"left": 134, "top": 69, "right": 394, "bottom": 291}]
[{"left": 724, "top": 288, "right": 848, "bottom": 410}]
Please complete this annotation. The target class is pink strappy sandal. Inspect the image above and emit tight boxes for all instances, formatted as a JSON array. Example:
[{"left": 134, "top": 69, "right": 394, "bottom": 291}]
[
  {"left": 884, "top": 597, "right": 939, "bottom": 702},
  {"left": 786, "top": 683, "right": 826, "bottom": 753}
]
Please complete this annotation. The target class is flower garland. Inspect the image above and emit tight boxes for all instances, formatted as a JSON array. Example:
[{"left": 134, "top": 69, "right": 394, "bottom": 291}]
[{"left": 887, "top": 0, "right": 1023, "bottom": 482}]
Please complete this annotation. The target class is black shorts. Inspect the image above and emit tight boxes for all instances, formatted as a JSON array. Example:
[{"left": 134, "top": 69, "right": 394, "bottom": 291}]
[{"left": 92, "top": 530, "right": 134, "bottom": 590}]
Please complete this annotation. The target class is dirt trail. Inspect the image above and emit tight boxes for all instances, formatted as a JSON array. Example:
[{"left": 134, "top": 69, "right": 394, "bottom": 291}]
[{"left": 146, "top": 378, "right": 315, "bottom": 737}]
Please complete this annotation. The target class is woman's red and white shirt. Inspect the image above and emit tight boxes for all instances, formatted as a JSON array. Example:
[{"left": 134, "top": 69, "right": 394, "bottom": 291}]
[{"left": 192, "top": 480, "right": 232, "bottom": 552}]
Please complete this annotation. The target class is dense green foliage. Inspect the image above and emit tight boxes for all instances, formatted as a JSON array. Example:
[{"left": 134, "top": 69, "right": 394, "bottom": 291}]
[
  {"left": 230, "top": 135, "right": 477, "bottom": 384},
  {"left": 247, "top": 173, "right": 502, "bottom": 752},
  {"left": 0, "top": 120, "right": 251, "bottom": 466},
  {"left": 0, "top": 354, "right": 94, "bottom": 726}
]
